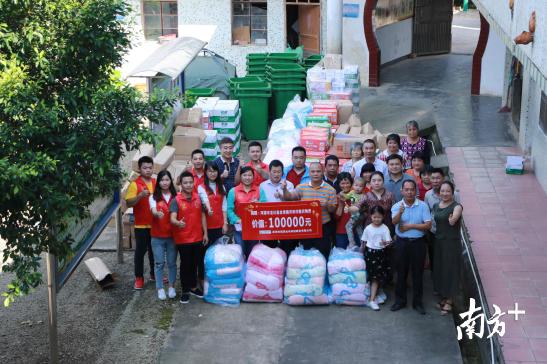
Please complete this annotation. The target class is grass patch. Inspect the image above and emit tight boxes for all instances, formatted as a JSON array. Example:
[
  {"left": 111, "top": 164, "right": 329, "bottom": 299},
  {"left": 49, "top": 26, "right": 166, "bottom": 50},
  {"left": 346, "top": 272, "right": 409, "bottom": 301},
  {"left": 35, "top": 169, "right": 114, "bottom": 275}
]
[{"left": 155, "top": 306, "right": 174, "bottom": 331}]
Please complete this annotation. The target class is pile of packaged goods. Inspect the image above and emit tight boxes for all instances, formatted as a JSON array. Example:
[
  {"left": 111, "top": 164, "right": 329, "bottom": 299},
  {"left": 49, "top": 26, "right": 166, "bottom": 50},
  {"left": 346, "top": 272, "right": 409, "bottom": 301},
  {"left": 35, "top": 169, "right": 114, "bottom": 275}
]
[
  {"left": 263, "top": 117, "right": 300, "bottom": 167},
  {"left": 300, "top": 125, "right": 330, "bottom": 163},
  {"left": 204, "top": 243, "right": 245, "bottom": 307},
  {"left": 284, "top": 247, "right": 330, "bottom": 305},
  {"left": 306, "top": 54, "right": 361, "bottom": 114},
  {"left": 243, "top": 244, "right": 287, "bottom": 303},
  {"left": 201, "top": 130, "right": 219, "bottom": 161},
  {"left": 327, "top": 248, "right": 369, "bottom": 306},
  {"left": 210, "top": 100, "right": 241, "bottom": 156}
]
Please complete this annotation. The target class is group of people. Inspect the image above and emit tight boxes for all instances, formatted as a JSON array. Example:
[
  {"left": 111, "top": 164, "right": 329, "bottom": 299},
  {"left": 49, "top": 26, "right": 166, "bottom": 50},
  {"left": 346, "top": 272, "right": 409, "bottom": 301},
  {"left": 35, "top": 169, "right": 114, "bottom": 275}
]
[{"left": 126, "top": 120, "right": 463, "bottom": 314}]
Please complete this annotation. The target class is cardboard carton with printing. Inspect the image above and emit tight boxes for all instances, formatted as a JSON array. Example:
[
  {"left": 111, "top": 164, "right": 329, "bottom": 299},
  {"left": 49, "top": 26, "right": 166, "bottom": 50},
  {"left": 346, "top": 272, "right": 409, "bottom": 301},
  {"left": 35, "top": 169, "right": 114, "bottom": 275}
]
[
  {"left": 173, "top": 126, "right": 206, "bottom": 160},
  {"left": 153, "top": 146, "right": 175, "bottom": 174},
  {"left": 175, "top": 108, "right": 202, "bottom": 128}
]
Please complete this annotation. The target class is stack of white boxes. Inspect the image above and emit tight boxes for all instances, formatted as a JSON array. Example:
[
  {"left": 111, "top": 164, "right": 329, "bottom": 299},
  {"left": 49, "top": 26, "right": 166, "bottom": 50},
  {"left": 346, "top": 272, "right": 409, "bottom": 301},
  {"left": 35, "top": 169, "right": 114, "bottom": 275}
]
[
  {"left": 343, "top": 65, "right": 361, "bottom": 114},
  {"left": 202, "top": 130, "right": 219, "bottom": 161},
  {"left": 211, "top": 100, "right": 241, "bottom": 156},
  {"left": 194, "top": 97, "right": 220, "bottom": 131}
]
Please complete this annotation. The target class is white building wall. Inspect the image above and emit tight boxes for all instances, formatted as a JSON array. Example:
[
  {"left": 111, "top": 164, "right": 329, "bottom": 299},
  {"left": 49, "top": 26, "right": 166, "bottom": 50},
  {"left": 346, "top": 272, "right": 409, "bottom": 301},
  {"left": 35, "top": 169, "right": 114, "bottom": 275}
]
[
  {"left": 479, "top": 28, "right": 506, "bottom": 96},
  {"left": 476, "top": 0, "right": 546, "bottom": 77},
  {"left": 476, "top": 0, "right": 547, "bottom": 193},
  {"left": 179, "top": 0, "right": 286, "bottom": 76},
  {"left": 342, "top": 0, "right": 369, "bottom": 85}
]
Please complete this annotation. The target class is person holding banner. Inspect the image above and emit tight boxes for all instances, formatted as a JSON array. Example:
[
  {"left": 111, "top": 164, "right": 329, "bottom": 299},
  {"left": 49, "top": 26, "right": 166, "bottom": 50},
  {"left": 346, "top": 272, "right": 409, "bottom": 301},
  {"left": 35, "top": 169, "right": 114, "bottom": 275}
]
[
  {"left": 227, "top": 166, "right": 260, "bottom": 258},
  {"left": 259, "top": 159, "right": 297, "bottom": 255},
  {"left": 170, "top": 171, "right": 208, "bottom": 304},
  {"left": 283, "top": 162, "right": 337, "bottom": 259}
]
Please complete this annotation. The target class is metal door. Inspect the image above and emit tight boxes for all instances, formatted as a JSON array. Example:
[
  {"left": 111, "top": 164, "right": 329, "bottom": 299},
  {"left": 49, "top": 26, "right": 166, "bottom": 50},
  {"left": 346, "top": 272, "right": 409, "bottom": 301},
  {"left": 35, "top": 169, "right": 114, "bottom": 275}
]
[{"left": 412, "top": 0, "right": 453, "bottom": 55}]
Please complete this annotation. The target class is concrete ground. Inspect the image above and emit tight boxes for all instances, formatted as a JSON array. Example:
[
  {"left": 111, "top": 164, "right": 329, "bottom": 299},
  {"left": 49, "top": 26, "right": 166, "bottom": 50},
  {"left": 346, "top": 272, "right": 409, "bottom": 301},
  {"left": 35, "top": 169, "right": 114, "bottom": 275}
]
[
  {"left": 160, "top": 277, "right": 462, "bottom": 364},
  {"left": 451, "top": 10, "right": 481, "bottom": 55}
]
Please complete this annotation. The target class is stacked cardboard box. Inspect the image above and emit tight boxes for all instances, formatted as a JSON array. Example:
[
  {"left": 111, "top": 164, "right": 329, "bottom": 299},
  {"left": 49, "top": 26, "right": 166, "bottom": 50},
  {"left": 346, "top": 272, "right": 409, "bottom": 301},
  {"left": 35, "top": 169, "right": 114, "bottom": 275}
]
[
  {"left": 307, "top": 54, "right": 361, "bottom": 114},
  {"left": 202, "top": 130, "right": 219, "bottom": 161},
  {"left": 172, "top": 126, "right": 206, "bottom": 161},
  {"left": 194, "top": 97, "right": 220, "bottom": 130},
  {"left": 211, "top": 100, "right": 241, "bottom": 156}
]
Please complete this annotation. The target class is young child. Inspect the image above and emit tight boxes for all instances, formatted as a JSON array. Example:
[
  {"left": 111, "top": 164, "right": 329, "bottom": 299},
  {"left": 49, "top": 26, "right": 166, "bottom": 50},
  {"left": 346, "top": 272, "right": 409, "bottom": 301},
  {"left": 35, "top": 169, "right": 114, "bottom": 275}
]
[
  {"left": 335, "top": 173, "right": 354, "bottom": 249},
  {"left": 149, "top": 170, "right": 177, "bottom": 300},
  {"left": 343, "top": 177, "right": 367, "bottom": 249},
  {"left": 418, "top": 165, "right": 434, "bottom": 201},
  {"left": 170, "top": 171, "right": 208, "bottom": 304},
  {"left": 125, "top": 156, "right": 156, "bottom": 290},
  {"left": 361, "top": 206, "right": 392, "bottom": 311},
  {"left": 342, "top": 142, "right": 364, "bottom": 173}
]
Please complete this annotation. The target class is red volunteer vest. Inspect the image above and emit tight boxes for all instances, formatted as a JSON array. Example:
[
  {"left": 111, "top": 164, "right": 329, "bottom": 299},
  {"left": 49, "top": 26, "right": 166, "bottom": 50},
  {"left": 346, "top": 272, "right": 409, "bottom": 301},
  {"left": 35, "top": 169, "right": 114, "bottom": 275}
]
[
  {"left": 234, "top": 184, "right": 260, "bottom": 219},
  {"left": 134, "top": 176, "right": 157, "bottom": 226},
  {"left": 191, "top": 168, "right": 205, "bottom": 193},
  {"left": 201, "top": 184, "right": 225, "bottom": 229},
  {"left": 150, "top": 194, "right": 174, "bottom": 238},
  {"left": 172, "top": 192, "right": 204, "bottom": 244}
]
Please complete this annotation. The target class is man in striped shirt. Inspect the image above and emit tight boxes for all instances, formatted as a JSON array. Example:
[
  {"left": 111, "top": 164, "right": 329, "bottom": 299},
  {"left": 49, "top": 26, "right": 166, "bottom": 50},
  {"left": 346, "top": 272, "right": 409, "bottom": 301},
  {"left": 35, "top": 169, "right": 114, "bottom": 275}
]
[{"left": 283, "top": 162, "right": 337, "bottom": 259}]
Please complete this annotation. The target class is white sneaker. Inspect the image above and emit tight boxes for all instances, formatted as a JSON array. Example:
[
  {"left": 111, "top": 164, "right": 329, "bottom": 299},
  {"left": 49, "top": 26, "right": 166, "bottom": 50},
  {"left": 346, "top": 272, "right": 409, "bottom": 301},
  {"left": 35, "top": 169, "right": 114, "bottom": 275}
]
[
  {"left": 168, "top": 287, "right": 176, "bottom": 299},
  {"left": 368, "top": 300, "right": 380, "bottom": 311},
  {"left": 158, "top": 288, "right": 167, "bottom": 301},
  {"left": 377, "top": 290, "right": 387, "bottom": 304}
]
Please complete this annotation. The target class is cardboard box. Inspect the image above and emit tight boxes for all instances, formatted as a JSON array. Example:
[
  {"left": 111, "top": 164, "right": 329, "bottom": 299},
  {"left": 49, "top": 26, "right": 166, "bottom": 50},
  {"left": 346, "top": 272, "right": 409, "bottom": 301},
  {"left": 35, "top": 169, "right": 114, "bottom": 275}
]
[
  {"left": 153, "top": 146, "right": 175, "bottom": 174},
  {"left": 172, "top": 126, "right": 206, "bottom": 158},
  {"left": 203, "top": 130, "right": 218, "bottom": 145},
  {"left": 168, "top": 160, "right": 190, "bottom": 181},
  {"left": 336, "top": 123, "right": 351, "bottom": 134},
  {"left": 84, "top": 257, "right": 115, "bottom": 289},
  {"left": 337, "top": 100, "right": 353, "bottom": 124},
  {"left": 194, "top": 97, "right": 219, "bottom": 112},
  {"left": 361, "top": 122, "right": 374, "bottom": 135},
  {"left": 323, "top": 54, "right": 342, "bottom": 70},
  {"left": 131, "top": 144, "right": 155, "bottom": 173},
  {"left": 211, "top": 100, "right": 239, "bottom": 117},
  {"left": 374, "top": 131, "right": 387, "bottom": 150},
  {"left": 349, "top": 126, "right": 362, "bottom": 136},
  {"left": 122, "top": 220, "right": 134, "bottom": 249},
  {"left": 348, "top": 114, "right": 361, "bottom": 128},
  {"left": 331, "top": 134, "right": 365, "bottom": 158},
  {"left": 175, "top": 108, "right": 202, "bottom": 128}
]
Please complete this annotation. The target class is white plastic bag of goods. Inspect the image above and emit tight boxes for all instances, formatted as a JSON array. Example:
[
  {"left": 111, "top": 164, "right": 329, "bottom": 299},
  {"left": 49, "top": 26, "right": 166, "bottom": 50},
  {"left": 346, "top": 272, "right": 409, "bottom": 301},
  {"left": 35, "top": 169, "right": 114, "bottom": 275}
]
[
  {"left": 269, "top": 116, "right": 297, "bottom": 135},
  {"left": 243, "top": 243, "right": 287, "bottom": 303},
  {"left": 283, "top": 95, "right": 313, "bottom": 129},
  {"left": 283, "top": 247, "right": 330, "bottom": 306},
  {"left": 204, "top": 243, "right": 245, "bottom": 307},
  {"left": 327, "top": 247, "right": 368, "bottom": 306}
]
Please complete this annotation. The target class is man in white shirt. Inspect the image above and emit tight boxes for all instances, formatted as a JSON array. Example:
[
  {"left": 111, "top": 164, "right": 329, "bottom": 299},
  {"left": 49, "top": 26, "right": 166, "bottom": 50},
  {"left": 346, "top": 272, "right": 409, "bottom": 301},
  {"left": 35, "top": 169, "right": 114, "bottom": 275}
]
[
  {"left": 259, "top": 159, "right": 296, "bottom": 255},
  {"left": 352, "top": 139, "right": 389, "bottom": 178},
  {"left": 259, "top": 160, "right": 294, "bottom": 202}
]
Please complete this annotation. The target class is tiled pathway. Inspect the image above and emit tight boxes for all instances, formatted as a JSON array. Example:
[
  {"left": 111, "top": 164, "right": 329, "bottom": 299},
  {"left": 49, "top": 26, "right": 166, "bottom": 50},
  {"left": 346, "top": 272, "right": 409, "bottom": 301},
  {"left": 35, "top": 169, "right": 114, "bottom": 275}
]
[{"left": 447, "top": 146, "right": 547, "bottom": 363}]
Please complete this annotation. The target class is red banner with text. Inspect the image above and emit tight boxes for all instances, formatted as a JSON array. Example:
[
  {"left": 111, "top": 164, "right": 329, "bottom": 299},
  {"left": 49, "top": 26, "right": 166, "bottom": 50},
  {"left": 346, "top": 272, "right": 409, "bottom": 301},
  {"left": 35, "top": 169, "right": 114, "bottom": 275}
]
[{"left": 241, "top": 201, "right": 323, "bottom": 241}]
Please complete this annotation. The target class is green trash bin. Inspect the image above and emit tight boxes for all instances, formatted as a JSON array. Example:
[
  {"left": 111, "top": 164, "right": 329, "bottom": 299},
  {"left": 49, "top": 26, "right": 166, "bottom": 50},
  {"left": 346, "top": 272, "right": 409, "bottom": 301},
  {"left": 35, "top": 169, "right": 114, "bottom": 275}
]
[
  {"left": 228, "top": 76, "right": 264, "bottom": 99},
  {"left": 183, "top": 88, "right": 216, "bottom": 107},
  {"left": 271, "top": 85, "right": 306, "bottom": 119},
  {"left": 233, "top": 81, "right": 271, "bottom": 140}
]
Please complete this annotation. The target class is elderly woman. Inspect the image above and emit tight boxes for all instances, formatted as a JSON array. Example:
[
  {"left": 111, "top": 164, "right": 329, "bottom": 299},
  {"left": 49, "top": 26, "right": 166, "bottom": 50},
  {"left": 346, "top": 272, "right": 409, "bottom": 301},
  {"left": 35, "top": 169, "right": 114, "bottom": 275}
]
[
  {"left": 400, "top": 120, "right": 430, "bottom": 169},
  {"left": 342, "top": 142, "right": 364, "bottom": 173},
  {"left": 432, "top": 181, "right": 463, "bottom": 315}
]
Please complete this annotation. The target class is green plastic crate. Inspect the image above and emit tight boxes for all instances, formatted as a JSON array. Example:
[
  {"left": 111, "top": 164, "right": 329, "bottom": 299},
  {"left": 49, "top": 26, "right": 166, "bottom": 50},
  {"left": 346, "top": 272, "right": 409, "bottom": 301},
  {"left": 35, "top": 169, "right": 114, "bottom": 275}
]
[{"left": 183, "top": 88, "right": 216, "bottom": 108}]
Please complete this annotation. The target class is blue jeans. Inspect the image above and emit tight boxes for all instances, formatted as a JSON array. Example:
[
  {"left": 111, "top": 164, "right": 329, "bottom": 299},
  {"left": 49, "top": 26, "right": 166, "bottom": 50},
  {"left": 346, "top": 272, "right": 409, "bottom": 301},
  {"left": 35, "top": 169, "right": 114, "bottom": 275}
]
[
  {"left": 151, "top": 237, "right": 177, "bottom": 290},
  {"left": 234, "top": 231, "right": 258, "bottom": 259}
]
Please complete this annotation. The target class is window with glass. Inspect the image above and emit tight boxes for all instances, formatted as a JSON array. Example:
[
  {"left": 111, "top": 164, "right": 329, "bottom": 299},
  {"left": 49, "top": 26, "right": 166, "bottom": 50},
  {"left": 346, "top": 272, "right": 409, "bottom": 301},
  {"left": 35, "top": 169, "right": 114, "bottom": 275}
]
[
  {"left": 232, "top": 1, "right": 267, "bottom": 45},
  {"left": 143, "top": 1, "right": 178, "bottom": 40}
]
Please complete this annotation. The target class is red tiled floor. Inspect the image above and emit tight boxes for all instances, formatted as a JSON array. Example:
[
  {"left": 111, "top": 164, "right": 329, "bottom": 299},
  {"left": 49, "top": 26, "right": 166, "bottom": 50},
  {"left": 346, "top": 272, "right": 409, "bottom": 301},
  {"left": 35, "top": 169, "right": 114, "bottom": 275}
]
[{"left": 447, "top": 147, "right": 547, "bottom": 363}]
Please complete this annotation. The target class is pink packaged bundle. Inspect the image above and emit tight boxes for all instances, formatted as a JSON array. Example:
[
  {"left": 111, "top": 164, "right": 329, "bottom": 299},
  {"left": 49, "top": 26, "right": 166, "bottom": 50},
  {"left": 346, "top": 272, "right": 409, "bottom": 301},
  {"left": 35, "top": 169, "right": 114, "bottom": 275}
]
[{"left": 243, "top": 244, "right": 287, "bottom": 303}]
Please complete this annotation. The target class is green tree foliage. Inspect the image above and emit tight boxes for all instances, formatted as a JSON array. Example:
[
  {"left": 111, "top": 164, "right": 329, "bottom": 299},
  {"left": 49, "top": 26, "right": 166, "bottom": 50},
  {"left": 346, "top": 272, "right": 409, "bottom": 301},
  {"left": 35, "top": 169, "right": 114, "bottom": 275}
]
[{"left": 0, "top": 0, "right": 176, "bottom": 305}]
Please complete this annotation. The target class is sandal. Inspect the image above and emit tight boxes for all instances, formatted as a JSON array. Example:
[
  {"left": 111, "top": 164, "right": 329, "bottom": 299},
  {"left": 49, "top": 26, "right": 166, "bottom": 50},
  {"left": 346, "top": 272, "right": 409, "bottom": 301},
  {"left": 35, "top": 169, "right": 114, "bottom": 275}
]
[{"left": 440, "top": 302, "right": 453, "bottom": 315}]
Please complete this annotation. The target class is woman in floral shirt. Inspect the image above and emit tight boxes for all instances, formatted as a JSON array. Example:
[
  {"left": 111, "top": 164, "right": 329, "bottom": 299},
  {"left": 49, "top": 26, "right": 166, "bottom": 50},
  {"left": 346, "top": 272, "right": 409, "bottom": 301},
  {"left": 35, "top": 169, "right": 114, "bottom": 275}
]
[{"left": 400, "top": 120, "right": 430, "bottom": 169}]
